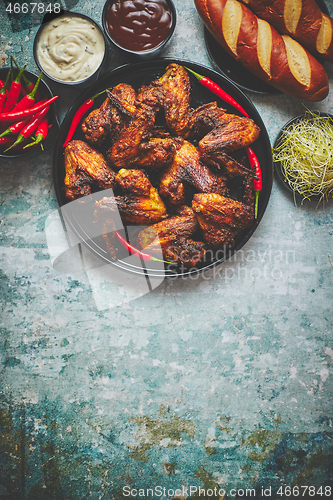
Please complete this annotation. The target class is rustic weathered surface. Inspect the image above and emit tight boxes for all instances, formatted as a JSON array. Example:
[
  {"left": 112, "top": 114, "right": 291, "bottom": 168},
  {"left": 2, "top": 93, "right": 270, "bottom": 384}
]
[{"left": 0, "top": 0, "right": 333, "bottom": 498}]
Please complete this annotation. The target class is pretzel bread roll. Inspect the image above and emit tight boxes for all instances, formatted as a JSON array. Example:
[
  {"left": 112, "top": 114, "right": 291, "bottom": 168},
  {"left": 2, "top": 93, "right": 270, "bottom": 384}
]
[
  {"left": 195, "top": 0, "right": 329, "bottom": 101},
  {"left": 241, "top": 0, "right": 333, "bottom": 63}
]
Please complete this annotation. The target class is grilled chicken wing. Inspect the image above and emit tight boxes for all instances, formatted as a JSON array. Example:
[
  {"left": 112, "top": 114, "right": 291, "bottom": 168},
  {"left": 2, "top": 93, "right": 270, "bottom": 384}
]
[
  {"left": 137, "top": 213, "right": 199, "bottom": 248},
  {"left": 192, "top": 193, "right": 254, "bottom": 248},
  {"left": 137, "top": 213, "right": 205, "bottom": 267},
  {"left": 107, "top": 101, "right": 157, "bottom": 169},
  {"left": 108, "top": 64, "right": 191, "bottom": 169},
  {"left": 81, "top": 83, "right": 137, "bottom": 146},
  {"left": 95, "top": 169, "right": 167, "bottom": 225},
  {"left": 160, "top": 140, "right": 228, "bottom": 205},
  {"left": 185, "top": 102, "right": 228, "bottom": 137},
  {"left": 135, "top": 137, "right": 177, "bottom": 169},
  {"left": 64, "top": 140, "right": 116, "bottom": 200},
  {"left": 155, "top": 63, "right": 191, "bottom": 136},
  {"left": 199, "top": 116, "right": 260, "bottom": 154},
  {"left": 186, "top": 101, "right": 260, "bottom": 152}
]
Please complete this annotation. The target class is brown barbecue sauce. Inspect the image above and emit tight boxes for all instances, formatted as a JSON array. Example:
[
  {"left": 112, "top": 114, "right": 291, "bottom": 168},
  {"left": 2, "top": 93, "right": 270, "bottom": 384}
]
[{"left": 106, "top": 0, "right": 172, "bottom": 52}]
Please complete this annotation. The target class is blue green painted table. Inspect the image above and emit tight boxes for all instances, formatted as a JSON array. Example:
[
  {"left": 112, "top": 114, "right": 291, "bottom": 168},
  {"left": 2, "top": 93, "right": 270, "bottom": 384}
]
[{"left": 0, "top": 0, "right": 332, "bottom": 498}]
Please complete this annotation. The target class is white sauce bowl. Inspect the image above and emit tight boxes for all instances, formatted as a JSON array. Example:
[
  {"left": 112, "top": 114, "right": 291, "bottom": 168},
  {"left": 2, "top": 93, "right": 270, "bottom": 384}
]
[{"left": 34, "top": 12, "right": 106, "bottom": 86}]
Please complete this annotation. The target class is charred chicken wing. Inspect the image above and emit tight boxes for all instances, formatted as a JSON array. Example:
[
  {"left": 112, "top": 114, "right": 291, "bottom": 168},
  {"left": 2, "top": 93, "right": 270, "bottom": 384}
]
[
  {"left": 160, "top": 140, "right": 228, "bottom": 205},
  {"left": 95, "top": 169, "right": 167, "bottom": 225},
  {"left": 81, "top": 83, "right": 137, "bottom": 146},
  {"left": 64, "top": 140, "right": 116, "bottom": 201},
  {"left": 137, "top": 213, "right": 205, "bottom": 267},
  {"left": 155, "top": 63, "right": 191, "bottom": 136},
  {"left": 198, "top": 117, "right": 260, "bottom": 155},
  {"left": 192, "top": 193, "right": 254, "bottom": 248}
]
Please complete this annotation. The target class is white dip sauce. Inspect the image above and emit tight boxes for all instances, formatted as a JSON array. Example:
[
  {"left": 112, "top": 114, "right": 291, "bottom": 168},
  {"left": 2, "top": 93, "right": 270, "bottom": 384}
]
[{"left": 36, "top": 15, "right": 105, "bottom": 82}]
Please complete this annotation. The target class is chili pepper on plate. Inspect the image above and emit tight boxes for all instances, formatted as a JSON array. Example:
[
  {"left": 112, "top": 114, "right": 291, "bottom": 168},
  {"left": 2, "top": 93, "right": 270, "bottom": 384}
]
[
  {"left": 246, "top": 147, "right": 262, "bottom": 219},
  {"left": 12, "top": 71, "right": 43, "bottom": 113},
  {"left": 12, "top": 56, "right": 35, "bottom": 93},
  {"left": 0, "top": 95, "right": 58, "bottom": 123},
  {"left": 0, "top": 118, "right": 28, "bottom": 139},
  {"left": 4, "top": 105, "right": 50, "bottom": 152},
  {"left": 0, "top": 98, "right": 46, "bottom": 139},
  {"left": 185, "top": 66, "right": 250, "bottom": 117},
  {"left": 63, "top": 90, "right": 106, "bottom": 147},
  {"left": 23, "top": 118, "right": 49, "bottom": 150},
  {"left": 0, "top": 68, "right": 12, "bottom": 113},
  {"left": 0, "top": 136, "right": 16, "bottom": 148},
  {"left": 115, "top": 230, "right": 174, "bottom": 264},
  {"left": 3, "top": 65, "right": 26, "bottom": 112},
  {"left": 185, "top": 66, "right": 262, "bottom": 219}
]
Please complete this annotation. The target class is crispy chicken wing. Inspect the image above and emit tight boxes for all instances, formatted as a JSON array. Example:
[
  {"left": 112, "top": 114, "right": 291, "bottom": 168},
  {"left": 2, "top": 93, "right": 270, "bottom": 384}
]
[
  {"left": 159, "top": 140, "right": 228, "bottom": 205},
  {"left": 137, "top": 213, "right": 205, "bottom": 267},
  {"left": 81, "top": 83, "right": 137, "bottom": 146},
  {"left": 64, "top": 140, "right": 116, "bottom": 201},
  {"left": 95, "top": 169, "right": 167, "bottom": 225},
  {"left": 192, "top": 193, "right": 254, "bottom": 248},
  {"left": 107, "top": 102, "right": 157, "bottom": 169},
  {"left": 108, "top": 64, "right": 191, "bottom": 169},
  {"left": 134, "top": 137, "right": 177, "bottom": 169},
  {"left": 161, "top": 238, "right": 206, "bottom": 267},
  {"left": 137, "top": 213, "right": 199, "bottom": 248},
  {"left": 185, "top": 102, "right": 227, "bottom": 137},
  {"left": 199, "top": 116, "right": 260, "bottom": 154},
  {"left": 186, "top": 101, "right": 260, "bottom": 151},
  {"left": 155, "top": 63, "right": 191, "bottom": 136}
]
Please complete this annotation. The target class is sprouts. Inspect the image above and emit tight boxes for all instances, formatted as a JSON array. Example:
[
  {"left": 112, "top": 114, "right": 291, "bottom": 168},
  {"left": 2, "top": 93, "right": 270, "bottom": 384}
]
[{"left": 273, "top": 111, "right": 333, "bottom": 200}]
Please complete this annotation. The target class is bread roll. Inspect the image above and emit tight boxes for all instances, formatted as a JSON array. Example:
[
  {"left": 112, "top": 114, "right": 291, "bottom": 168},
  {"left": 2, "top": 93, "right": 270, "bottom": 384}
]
[
  {"left": 194, "top": 0, "right": 329, "bottom": 100},
  {"left": 241, "top": 0, "right": 333, "bottom": 63}
]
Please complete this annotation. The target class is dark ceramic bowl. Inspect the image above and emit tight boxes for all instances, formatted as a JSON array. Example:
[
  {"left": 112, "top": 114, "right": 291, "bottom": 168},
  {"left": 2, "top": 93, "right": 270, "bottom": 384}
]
[
  {"left": 33, "top": 11, "right": 107, "bottom": 87},
  {"left": 0, "top": 67, "right": 59, "bottom": 159},
  {"left": 102, "top": 0, "right": 176, "bottom": 59},
  {"left": 273, "top": 111, "right": 333, "bottom": 201}
]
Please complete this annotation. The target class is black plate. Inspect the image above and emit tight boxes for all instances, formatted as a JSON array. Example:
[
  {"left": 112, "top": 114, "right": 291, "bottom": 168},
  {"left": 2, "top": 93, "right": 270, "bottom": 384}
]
[
  {"left": 0, "top": 67, "right": 59, "bottom": 158},
  {"left": 273, "top": 112, "right": 333, "bottom": 201},
  {"left": 205, "top": 0, "right": 329, "bottom": 95},
  {"left": 53, "top": 58, "right": 273, "bottom": 277}
]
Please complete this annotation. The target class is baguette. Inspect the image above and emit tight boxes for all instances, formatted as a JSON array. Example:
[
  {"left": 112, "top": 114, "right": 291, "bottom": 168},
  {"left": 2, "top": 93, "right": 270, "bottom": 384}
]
[
  {"left": 241, "top": 0, "right": 333, "bottom": 63},
  {"left": 194, "top": 0, "right": 329, "bottom": 101}
]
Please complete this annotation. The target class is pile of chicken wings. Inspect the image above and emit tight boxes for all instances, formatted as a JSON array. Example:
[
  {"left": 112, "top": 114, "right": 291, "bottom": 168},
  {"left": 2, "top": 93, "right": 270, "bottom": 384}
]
[{"left": 64, "top": 63, "right": 260, "bottom": 268}]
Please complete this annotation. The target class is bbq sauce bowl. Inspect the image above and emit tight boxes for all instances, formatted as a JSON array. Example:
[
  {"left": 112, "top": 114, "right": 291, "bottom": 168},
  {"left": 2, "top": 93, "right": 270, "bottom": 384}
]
[
  {"left": 102, "top": 0, "right": 176, "bottom": 59},
  {"left": 33, "top": 11, "right": 107, "bottom": 87}
]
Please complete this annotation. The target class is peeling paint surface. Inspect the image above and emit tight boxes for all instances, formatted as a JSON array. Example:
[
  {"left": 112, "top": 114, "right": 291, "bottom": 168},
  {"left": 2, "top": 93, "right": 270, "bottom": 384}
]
[{"left": 1, "top": 0, "right": 333, "bottom": 498}]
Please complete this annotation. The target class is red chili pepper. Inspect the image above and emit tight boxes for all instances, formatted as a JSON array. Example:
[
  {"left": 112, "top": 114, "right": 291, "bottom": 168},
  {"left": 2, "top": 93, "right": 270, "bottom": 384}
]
[
  {"left": 0, "top": 119, "right": 28, "bottom": 138},
  {"left": 12, "top": 56, "right": 34, "bottom": 93},
  {"left": 185, "top": 66, "right": 249, "bottom": 117},
  {"left": 246, "top": 147, "right": 262, "bottom": 219},
  {"left": 115, "top": 230, "right": 173, "bottom": 263},
  {"left": 0, "top": 80, "right": 4, "bottom": 90},
  {"left": 23, "top": 118, "right": 49, "bottom": 150},
  {"left": 63, "top": 90, "right": 106, "bottom": 147},
  {"left": 4, "top": 106, "right": 50, "bottom": 152},
  {"left": 185, "top": 66, "right": 263, "bottom": 219},
  {"left": 12, "top": 71, "right": 43, "bottom": 113},
  {"left": 0, "top": 99, "right": 45, "bottom": 139},
  {"left": 0, "top": 68, "right": 12, "bottom": 113},
  {"left": 0, "top": 95, "right": 58, "bottom": 123},
  {"left": 0, "top": 136, "right": 16, "bottom": 148},
  {"left": 3, "top": 65, "right": 27, "bottom": 112}
]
